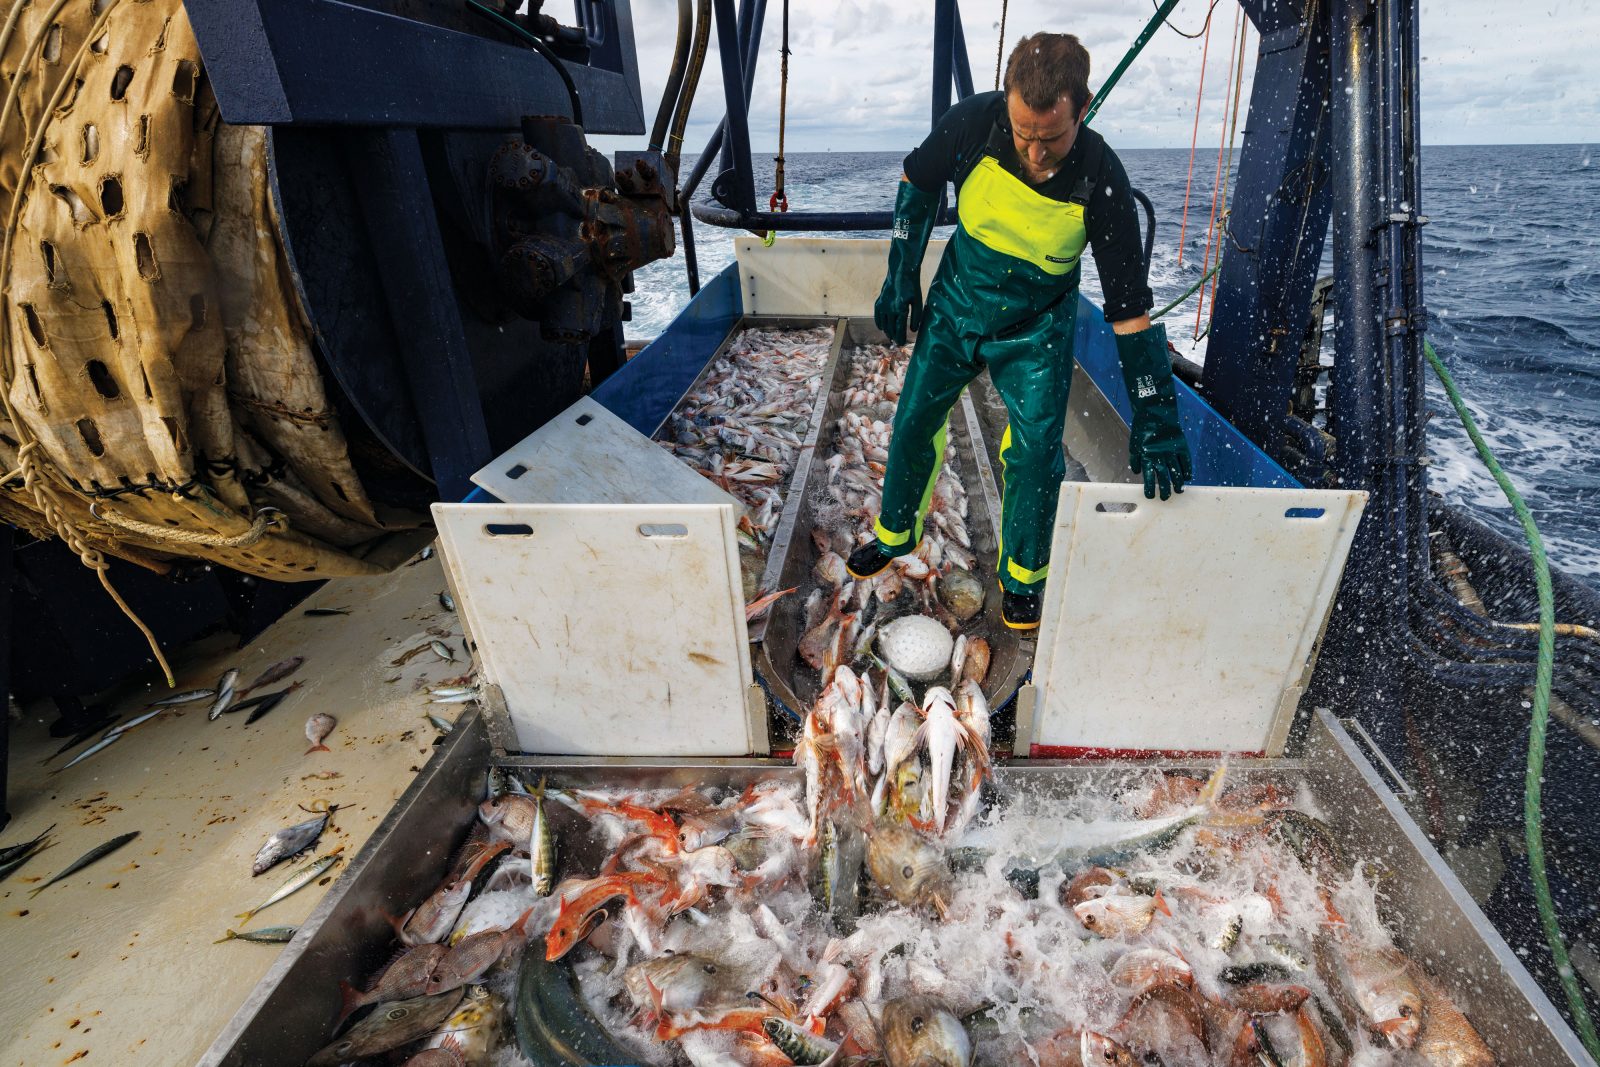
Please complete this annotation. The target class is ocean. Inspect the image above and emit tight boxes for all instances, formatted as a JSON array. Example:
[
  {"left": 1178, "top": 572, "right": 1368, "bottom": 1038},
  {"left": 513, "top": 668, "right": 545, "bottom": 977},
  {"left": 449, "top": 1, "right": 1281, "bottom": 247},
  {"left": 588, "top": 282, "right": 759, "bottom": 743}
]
[{"left": 627, "top": 144, "right": 1600, "bottom": 591}]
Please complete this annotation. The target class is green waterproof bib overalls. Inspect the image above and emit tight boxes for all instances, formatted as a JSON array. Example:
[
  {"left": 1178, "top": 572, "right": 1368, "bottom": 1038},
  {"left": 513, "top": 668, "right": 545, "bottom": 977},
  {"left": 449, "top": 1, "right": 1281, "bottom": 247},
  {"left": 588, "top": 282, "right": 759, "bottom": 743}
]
[{"left": 873, "top": 136, "right": 1102, "bottom": 594}]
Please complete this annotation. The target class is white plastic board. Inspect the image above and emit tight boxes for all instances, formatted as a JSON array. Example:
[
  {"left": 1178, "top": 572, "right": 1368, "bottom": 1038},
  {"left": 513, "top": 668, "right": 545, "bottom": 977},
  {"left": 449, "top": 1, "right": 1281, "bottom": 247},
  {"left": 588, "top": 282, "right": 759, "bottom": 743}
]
[
  {"left": 434, "top": 500, "right": 762, "bottom": 756},
  {"left": 735, "top": 237, "right": 947, "bottom": 317},
  {"left": 470, "top": 396, "right": 730, "bottom": 507},
  {"left": 1025, "top": 482, "right": 1367, "bottom": 756}
]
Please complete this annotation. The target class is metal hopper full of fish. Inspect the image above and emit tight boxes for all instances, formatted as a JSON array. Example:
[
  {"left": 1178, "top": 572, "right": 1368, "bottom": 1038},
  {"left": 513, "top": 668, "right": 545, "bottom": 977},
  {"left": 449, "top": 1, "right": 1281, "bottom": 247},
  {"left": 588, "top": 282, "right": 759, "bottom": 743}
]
[{"left": 293, "top": 662, "right": 1500, "bottom": 1067}]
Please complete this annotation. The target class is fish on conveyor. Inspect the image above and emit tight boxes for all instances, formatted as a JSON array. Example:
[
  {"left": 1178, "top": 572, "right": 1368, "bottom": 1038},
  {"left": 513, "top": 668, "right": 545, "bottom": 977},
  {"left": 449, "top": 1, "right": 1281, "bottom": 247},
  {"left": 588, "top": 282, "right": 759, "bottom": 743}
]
[
  {"left": 1074, "top": 888, "right": 1171, "bottom": 938},
  {"left": 251, "top": 807, "right": 335, "bottom": 876},
  {"left": 866, "top": 818, "right": 951, "bottom": 914},
  {"left": 530, "top": 777, "right": 556, "bottom": 896},
  {"left": 338, "top": 942, "right": 450, "bottom": 1024},
  {"left": 426, "top": 712, "right": 456, "bottom": 734},
  {"left": 479, "top": 792, "right": 541, "bottom": 845},
  {"left": 213, "top": 925, "right": 298, "bottom": 944},
  {"left": 28, "top": 830, "right": 139, "bottom": 898},
  {"left": 399, "top": 877, "right": 475, "bottom": 947},
  {"left": 209, "top": 667, "right": 241, "bottom": 720},
  {"left": 431, "top": 639, "right": 457, "bottom": 662},
  {"left": 419, "top": 986, "right": 501, "bottom": 1065},
  {"left": 236, "top": 851, "right": 342, "bottom": 923},
  {"left": 305, "top": 989, "right": 466, "bottom": 1067},
  {"left": 305, "top": 712, "right": 337, "bottom": 754},
  {"left": 763, "top": 1016, "right": 840, "bottom": 1065},
  {"left": 1407, "top": 961, "right": 1495, "bottom": 1067},
  {"left": 424, "top": 906, "right": 534, "bottom": 995},
  {"left": 304, "top": 607, "right": 351, "bottom": 616},
  {"left": 881, "top": 995, "right": 973, "bottom": 1067},
  {"left": 241, "top": 656, "right": 305, "bottom": 695}
]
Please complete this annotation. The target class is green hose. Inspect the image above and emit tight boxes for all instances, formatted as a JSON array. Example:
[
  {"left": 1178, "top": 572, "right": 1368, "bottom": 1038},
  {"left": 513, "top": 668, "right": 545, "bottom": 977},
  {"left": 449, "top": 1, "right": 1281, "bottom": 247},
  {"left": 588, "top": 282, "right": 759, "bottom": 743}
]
[
  {"left": 1151, "top": 262, "right": 1222, "bottom": 320},
  {"left": 1426, "top": 339, "right": 1600, "bottom": 1059},
  {"left": 1084, "top": 0, "right": 1182, "bottom": 126}
]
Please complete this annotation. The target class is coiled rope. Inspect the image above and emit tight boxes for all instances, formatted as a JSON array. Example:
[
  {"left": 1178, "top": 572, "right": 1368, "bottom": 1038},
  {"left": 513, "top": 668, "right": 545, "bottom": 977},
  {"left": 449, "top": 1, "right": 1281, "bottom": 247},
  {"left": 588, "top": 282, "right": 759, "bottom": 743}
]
[
  {"left": 91, "top": 502, "right": 284, "bottom": 549},
  {"left": 1426, "top": 339, "right": 1600, "bottom": 1058}
]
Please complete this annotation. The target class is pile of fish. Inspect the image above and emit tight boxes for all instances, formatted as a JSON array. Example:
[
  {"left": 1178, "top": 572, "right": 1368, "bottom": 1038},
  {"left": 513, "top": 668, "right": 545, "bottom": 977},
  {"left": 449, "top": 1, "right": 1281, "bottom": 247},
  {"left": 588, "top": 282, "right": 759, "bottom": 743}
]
[
  {"left": 797, "top": 342, "right": 987, "bottom": 684},
  {"left": 298, "top": 659, "right": 1496, "bottom": 1066},
  {"left": 657, "top": 325, "right": 836, "bottom": 597}
]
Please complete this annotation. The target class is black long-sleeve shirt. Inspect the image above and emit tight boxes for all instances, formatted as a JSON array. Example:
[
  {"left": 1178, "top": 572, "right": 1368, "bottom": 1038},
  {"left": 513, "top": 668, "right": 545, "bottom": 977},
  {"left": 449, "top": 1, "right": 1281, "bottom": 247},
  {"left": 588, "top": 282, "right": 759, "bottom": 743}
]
[{"left": 903, "top": 91, "right": 1153, "bottom": 322}]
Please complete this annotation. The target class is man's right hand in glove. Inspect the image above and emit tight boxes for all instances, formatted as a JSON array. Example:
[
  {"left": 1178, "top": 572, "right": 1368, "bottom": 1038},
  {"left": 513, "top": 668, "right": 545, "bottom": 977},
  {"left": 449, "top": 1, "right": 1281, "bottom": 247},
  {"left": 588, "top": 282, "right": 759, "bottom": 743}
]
[{"left": 874, "top": 178, "right": 939, "bottom": 345}]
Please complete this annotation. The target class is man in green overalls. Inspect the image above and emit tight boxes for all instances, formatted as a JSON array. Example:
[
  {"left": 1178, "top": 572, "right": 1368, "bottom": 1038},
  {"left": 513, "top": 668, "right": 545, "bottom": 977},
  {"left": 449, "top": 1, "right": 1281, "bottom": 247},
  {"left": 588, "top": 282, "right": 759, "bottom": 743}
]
[{"left": 846, "top": 32, "right": 1192, "bottom": 630}]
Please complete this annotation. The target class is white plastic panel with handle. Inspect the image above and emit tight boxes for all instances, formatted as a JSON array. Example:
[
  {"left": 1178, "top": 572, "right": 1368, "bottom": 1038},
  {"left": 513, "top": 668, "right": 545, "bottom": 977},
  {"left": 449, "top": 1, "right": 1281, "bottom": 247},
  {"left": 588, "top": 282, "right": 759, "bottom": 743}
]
[
  {"left": 1022, "top": 482, "right": 1367, "bottom": 757},
  {"left": 432, "top": 501, "right": 762, "bottom": 756}
]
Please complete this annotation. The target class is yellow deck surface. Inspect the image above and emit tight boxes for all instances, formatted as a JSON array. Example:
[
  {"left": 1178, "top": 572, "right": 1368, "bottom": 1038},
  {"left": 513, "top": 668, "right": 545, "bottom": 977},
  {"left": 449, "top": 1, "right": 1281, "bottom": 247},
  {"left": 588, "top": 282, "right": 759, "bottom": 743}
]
[{"left": 0, "top": 552, "right": 471, "bottom": 1067}]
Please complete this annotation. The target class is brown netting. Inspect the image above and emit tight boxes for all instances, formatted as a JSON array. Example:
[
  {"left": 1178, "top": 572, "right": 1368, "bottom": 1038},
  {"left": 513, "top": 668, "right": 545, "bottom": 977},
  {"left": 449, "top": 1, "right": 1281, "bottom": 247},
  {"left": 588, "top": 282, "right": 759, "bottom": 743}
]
[{"left": 0, "top": 0, "right": 421, "bottom": 598}]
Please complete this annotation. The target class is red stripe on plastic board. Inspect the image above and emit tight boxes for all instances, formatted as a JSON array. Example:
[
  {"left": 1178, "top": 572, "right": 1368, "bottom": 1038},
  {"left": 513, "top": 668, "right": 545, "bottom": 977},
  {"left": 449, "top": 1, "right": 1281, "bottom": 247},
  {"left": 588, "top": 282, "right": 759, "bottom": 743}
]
[{"left": 1028, "top": 744, "right": 1266, "bottom": 760}]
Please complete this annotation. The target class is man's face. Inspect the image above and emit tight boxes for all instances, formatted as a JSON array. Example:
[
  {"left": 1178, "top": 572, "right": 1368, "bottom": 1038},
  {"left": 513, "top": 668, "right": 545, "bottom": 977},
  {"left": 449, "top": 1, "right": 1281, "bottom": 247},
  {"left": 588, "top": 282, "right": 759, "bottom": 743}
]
[{"left": 1007, "top": 90, "right": 1089, "bottom": 183}]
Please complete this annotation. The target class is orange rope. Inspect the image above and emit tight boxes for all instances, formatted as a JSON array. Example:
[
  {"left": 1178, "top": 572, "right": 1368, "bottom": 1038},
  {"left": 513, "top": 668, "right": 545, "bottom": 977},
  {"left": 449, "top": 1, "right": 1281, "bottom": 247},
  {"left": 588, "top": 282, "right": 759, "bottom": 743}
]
[
  {"left": 1174, "top": 10, "right": 1216, "bottom": 267},
  {"left": 1194, "top": 2, "right": 1242, "bottom": 337},
  {"left": 1205, "top": 17, "right": 1250, "bottom": 318}
]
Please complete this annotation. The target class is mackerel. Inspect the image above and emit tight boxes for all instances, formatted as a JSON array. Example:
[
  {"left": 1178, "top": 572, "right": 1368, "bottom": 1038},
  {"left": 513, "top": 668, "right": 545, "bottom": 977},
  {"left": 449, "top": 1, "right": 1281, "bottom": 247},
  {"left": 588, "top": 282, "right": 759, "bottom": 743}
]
[
  {"left": 29, "top": 831, "right": 140, "bottom": 897},
  {"left": 237, "top": 852, "right": 343, "bottom": 922}
]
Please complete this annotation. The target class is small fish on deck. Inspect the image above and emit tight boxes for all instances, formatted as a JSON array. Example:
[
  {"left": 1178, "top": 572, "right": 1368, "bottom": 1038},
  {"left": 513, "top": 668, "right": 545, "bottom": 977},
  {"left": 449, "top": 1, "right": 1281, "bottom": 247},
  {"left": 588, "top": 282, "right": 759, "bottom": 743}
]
[
  {"left": 28, "top": 831, "right": 140, "bottom": 898},
  {"left": 252, "top": 807, "right": 336, "bottom": 876},
  {"left": 214, "top": 925, "right": 298, "bottom": 945},
  {"left": 305, "top": 713, "right": 337, "bottom": 754},
  {"left": 304, "top": 607, "right": 350, "bottom": 617},
  {"left": 241, "top": 656, "right": 305, "bottom": 695},
  {"left": 237, "top": 851, "right": 343, "bottom": 923}
]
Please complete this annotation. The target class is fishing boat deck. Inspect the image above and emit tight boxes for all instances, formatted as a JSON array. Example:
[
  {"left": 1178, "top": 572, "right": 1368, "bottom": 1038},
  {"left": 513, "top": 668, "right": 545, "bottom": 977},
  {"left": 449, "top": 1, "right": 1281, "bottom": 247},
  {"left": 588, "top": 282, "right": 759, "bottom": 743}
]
[{"left": 0, "top": 553, "right": 461, "bottom": 1067}]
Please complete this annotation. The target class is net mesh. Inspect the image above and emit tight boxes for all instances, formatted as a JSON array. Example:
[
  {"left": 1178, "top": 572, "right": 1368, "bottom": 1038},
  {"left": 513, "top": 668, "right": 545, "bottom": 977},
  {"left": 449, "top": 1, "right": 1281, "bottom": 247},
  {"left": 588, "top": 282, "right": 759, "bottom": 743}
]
[{"left": 0, "top": 0, "right": 418, "bottom": 581}]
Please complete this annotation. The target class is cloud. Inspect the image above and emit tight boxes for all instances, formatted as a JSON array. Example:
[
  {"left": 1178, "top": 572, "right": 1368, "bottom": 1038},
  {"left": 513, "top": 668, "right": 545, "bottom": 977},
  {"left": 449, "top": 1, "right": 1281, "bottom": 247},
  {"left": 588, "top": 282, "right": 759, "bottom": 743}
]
[{"left": 598, "top": 0, "right": 1600, "bottom": 155}]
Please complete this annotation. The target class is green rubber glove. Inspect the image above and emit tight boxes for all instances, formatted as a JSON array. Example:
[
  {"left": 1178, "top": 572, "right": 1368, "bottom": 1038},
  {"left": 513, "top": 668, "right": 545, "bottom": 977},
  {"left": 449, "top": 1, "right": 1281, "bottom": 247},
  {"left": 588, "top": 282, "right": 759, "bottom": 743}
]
[
  {"left": 1116, "top": 322, "right": 1193, "bottom": 501},
  {"left": 874, "top": 180, "right": 938, "bottom": 345}
]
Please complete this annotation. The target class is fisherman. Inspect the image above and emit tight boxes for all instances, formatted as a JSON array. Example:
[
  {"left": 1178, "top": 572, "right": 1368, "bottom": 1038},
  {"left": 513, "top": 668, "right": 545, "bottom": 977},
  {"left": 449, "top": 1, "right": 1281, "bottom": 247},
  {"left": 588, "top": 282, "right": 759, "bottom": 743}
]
[{"left": 846, "top": 32, "right": 1192, "bottom": 631}]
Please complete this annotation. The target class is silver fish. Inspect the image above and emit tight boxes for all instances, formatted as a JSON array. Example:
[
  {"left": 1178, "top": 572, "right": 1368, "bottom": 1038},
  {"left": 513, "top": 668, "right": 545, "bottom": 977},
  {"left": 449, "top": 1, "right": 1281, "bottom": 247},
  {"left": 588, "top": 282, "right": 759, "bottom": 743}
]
[
  {"left": 148, "top": 688, "right": 215, "bottom": 707},
  {"left": 431, "top": 639, "right": 456, "bottom": 662},
  {"left": 54, "top": 731, "right": 123, "bottom": 773},
  {"left": 439, "top": 591, "right": 455, "bottom": 612},
  {"left": 209, "top": 668, "right": 241, "bottom": 720},
  {"left": 28, "top": 831, "right": 140, "bottom": 898},
  {"left": 426, "top": 713, "right": 455, "bottom": 734},
  {"left": 237, "top": 852, "right": 342, "bottom": 922},
  {"left": 429, "top": 692, "right": 476, "bottom": 705},
  {"left": 213, "top": 925, "right": 298, "bottom": 944},
  {"left": 252, "top": 809, "right": 334, "bottom": 876}
]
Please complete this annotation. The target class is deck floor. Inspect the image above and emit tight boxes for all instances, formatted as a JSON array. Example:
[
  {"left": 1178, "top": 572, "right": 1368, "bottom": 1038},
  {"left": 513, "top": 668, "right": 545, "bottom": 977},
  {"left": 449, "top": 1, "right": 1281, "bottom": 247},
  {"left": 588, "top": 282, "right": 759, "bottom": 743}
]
[{"left": 0, "top": 551, "right": 468, "bottom": 1067}]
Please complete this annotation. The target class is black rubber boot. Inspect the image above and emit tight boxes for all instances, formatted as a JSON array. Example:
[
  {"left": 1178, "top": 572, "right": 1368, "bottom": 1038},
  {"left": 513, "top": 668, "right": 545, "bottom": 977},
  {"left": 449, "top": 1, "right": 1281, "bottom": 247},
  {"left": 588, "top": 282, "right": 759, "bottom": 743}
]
[
  {"left": 846, "top": 541, "right": 897, "bottom": 580},
  {"left": 1001, "top": 588, "right": 1042, "bottom": 631}
]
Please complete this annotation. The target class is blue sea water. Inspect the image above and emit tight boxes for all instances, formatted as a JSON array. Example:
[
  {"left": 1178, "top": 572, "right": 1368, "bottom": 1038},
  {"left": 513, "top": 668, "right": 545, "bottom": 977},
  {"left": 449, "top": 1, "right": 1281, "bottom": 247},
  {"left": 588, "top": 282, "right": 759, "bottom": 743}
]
[{"left": 627, "top": 144, "right": 1600, "bottom": 590}]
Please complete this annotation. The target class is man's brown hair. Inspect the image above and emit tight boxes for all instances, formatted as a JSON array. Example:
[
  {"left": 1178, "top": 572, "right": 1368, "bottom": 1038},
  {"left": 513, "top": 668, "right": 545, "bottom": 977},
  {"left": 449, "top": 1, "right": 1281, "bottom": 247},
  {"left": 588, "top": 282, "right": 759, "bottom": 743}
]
[{"left": 1003, "top": 32, "right": 1091, "bottom": 113}]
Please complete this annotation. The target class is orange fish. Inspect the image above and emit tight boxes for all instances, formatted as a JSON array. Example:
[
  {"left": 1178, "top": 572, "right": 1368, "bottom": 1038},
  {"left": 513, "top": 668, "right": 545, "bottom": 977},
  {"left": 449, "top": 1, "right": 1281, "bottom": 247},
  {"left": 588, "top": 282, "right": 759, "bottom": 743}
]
[{"left": 544, "top": 872, "right": 657, "bottom": 961}]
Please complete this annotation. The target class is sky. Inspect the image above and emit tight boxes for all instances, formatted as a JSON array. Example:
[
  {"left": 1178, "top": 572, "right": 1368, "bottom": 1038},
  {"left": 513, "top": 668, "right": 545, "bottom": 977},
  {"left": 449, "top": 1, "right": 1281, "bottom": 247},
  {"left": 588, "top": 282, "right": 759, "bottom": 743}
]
[{"left": 600, "top": 0, "right": 1600, "bottom": 154}]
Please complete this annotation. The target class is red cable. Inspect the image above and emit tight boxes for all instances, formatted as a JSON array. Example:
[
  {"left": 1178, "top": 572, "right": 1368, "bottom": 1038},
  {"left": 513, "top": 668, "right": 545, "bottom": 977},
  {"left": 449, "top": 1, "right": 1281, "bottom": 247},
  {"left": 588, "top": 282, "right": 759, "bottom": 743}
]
[
  {"left": 1194, "top": 2, "right": 1242, "bottom": 337},
  {"left": 1175, "top": 13, "right": 1216, "bottom": 268}
]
